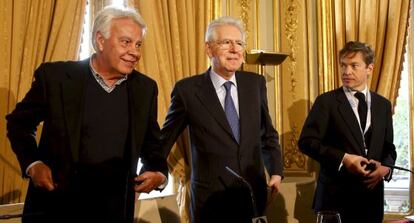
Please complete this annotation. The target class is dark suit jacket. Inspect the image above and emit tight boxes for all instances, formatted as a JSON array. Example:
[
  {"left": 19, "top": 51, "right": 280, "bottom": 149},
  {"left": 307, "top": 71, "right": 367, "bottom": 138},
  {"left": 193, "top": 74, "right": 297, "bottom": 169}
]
[
  {"left": 161, "top": 69, "right": 283, "bottom": 223},
  {"left": 298, "top": 87, "right": 396, "bottom": 223},
  {"left": 6, "top": 59, "right": 167, "bottom": 223}
]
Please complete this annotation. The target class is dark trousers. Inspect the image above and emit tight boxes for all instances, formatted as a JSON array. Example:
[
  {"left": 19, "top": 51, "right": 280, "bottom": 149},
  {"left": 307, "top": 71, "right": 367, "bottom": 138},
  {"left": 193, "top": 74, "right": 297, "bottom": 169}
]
[{"left": 22, "top": 163, "right": 134, "bottom": 223}]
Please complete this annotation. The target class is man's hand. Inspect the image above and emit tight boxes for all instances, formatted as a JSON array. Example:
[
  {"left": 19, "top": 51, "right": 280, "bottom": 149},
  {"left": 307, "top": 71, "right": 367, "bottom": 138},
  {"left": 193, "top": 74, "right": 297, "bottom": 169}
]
[
  {"left": 267, "top": 175, "right": 282, "bottom": 200},
  {"left": 342, "top": 153, "right": 370, "bottom": 176},
  {"left": 364, "top": 160, "right": 391, "bottom": 189},
  {"left": 28, "top": 162, "right": 56, "bottom": 191},
  {"left": 134, "top": 171, "right": 166, "bottom": 193}
]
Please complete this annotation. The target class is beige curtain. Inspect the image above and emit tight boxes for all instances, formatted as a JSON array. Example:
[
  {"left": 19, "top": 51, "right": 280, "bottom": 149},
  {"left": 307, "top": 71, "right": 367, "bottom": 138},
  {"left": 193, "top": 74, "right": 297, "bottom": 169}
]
[
  {"left": 318, "top": 0, "right": 410, "bottom": 106},
  {"left": 0, "top": 0, "right": 86, "bottom": 204},
  {"left": 131, "top": 1, "right": 213, "bottom": 222}
]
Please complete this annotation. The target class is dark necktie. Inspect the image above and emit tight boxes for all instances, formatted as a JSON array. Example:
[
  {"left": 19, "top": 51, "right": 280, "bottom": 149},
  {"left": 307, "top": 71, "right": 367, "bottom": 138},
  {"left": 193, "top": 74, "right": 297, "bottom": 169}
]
[
  {"left": 355, "top": 91, "right": 367, "bottom": 131},
  {"left": 223, "top": 81, "right": 240, "bottom": 143}
]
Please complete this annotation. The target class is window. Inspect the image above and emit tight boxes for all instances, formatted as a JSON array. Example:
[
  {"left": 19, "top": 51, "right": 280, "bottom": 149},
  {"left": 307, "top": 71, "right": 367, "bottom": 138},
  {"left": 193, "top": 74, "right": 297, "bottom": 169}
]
[
  {"left": 79, "top": 0, "right": 91, "bottom": 60},
  {"left": 384, "top": 54, "right": 411, "bottom": 212},
  {"left": 384, "top": 9, "right": 413, "bottom": 213},
  {"left": 79, "top": 0, "right": 174, "bottom": 200}
]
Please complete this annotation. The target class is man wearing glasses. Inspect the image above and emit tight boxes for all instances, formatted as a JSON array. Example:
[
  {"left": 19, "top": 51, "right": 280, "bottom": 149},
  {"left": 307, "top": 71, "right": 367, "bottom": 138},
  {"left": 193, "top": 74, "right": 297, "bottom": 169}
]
[{"left": 161, "top": 16, "right": 283, "bottom": 223}]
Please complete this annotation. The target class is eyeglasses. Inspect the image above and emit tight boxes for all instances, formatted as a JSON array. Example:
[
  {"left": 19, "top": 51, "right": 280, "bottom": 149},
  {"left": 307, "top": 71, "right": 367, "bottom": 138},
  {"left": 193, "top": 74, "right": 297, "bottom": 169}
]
[{"left": 210, "top": 39, "right": 246, "bottom": 51}]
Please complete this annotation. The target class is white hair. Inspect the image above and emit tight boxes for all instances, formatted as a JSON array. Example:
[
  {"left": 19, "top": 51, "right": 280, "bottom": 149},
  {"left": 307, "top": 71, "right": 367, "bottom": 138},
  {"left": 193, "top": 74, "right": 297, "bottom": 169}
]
[
  {"left": 91, "top": 5, "right": 147, "bottom": 52},
  {"left": 205, "top": 16, "right": 246, "bottom": 42}
]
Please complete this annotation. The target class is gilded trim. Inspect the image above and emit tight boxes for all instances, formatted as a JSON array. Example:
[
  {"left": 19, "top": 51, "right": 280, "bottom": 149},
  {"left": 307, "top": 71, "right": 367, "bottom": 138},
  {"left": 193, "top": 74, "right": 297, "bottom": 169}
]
[
  {"left": 284, "top": 123, "right": 306, "bottom": 168},
  {"left": 282, "top": 0, "right": 306, "bottom": 169},
  {"left": 240, "top": 0, "right": 249, "bottom": 42},
  {"left": 284, "top": 0, "right": 298, "bottom": 99}
]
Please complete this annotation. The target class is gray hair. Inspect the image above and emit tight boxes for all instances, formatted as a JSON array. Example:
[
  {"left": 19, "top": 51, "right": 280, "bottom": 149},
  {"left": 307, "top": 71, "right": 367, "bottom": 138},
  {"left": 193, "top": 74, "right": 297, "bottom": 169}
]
[
  {"left": 205, "top": 16, "right": 246, "bottom": 42},
  {"left": 92, "top": 5, "right": 147, "bottom": 52}
]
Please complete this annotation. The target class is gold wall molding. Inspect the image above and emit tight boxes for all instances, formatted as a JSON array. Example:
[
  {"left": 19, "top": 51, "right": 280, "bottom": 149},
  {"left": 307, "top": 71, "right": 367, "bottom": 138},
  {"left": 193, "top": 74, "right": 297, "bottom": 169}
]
[
  {"left": 284, "top": 0, "right": 298, "bottom": 99},
  {"left": 284, "top": 123, "right": 306, "bottom": 168},
  {"left": 282, "top": 0, "right": 307, "bottom": 171},
  {"left": 239, "top": 0, "right": 250, "bottom": 42}
]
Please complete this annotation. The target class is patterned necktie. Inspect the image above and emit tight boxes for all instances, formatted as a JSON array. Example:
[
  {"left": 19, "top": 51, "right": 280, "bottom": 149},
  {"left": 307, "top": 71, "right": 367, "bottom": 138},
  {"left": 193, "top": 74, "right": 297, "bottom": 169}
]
[
  {"left": 355, "top": 91, "right": 367, "bottom": 131},
  {"left": 223, "top": 81, "right": 240, "bottom": 143}
]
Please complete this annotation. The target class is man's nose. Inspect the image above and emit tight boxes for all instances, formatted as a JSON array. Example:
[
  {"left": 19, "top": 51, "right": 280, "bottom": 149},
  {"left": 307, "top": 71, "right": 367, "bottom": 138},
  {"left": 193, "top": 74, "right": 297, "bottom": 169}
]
[
  {"left": 128, "top": 46, "right": 141, "bottom": 58},
  {"left": 229, "top": 42, "right": 242, "bottom": 53},
  {"left": 343, "top": 66, "right": 352, "bottom": 75},
  {"left": 228, "top": 42, "right": 237, "bottom": 51}
]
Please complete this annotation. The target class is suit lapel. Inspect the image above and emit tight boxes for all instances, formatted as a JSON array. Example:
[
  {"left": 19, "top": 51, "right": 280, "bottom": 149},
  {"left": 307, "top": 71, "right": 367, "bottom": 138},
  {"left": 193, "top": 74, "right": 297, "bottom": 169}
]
[
  {"left": 235, "top": 72, "right": 250, "bottom": 144},
  {"left": 62, "top": 59, "right": 88, "bottom": 162},
  {"left": 367, "top": 92, "right": 381, "bottom": 157},
  {"left": 195, "top": 70, "right": 236, "bottom": 142},
  {"left": 335, "top": 88, "right": 365, "bottom": 153}
]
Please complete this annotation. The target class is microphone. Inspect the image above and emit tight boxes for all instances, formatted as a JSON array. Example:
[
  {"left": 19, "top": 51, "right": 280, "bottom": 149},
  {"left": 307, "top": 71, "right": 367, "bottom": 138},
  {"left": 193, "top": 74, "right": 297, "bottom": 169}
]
[
  {"left": 225, "top": 166, "right": 268, "bottom": 223},
  {"left": 381, "top": 163, "right": 414, "bottom": 175},
  {"left": 0, "top": 212, "right": 43, "bottom": 219},
  {"left": 0, "top": 213, "right": 24, "bottom": 220}
]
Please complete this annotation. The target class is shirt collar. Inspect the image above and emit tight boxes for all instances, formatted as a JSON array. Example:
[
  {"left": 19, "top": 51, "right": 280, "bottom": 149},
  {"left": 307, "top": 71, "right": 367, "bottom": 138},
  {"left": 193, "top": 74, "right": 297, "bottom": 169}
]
[
  {"left": 209, "top": 69, "right": 237, "bottom": 91},
  {"left": 89, "top": 54, "right": 128, "bottom": 93},
  {"left": 343, "top": 85, "right": 368, "bottom": 97}
]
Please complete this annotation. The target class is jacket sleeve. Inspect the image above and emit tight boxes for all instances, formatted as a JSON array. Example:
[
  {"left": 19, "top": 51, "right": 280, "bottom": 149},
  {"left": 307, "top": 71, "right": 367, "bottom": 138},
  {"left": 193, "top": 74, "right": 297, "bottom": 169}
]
[
  {"left": 139, "top": 82, "right": 168, "bottom": 178},
  {"left": 259, "top": 76, "right": 283, "bottom": 177},
  {"left": 6, "top": 64, "right": 47, "bottom": 176},
  {"left": 160, "top": 83, "right": 189, "bottom": 157},
  {"left": 298, "top": 95, "right": 345, "bottom": 169}
]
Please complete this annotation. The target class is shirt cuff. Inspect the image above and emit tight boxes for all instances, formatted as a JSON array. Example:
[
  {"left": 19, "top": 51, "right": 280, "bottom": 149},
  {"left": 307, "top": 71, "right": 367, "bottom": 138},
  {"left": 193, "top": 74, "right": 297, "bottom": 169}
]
[
  {"left": 26, "top": 160, "right": 43, "bottom": 177},
  {"left": 157, "top": 172, "right": 168, "bottom": 190},
  {"left": 339, "top": 155, "right": 345, "bottom": 171},
  {"left": 383, "top": 167, "right": 393, "bottom": 182}
]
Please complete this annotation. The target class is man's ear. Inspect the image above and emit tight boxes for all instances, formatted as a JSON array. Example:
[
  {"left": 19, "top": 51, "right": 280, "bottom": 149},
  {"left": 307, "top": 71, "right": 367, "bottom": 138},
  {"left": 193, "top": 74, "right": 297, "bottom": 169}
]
[
  {"left": 367, "top": 63, "right": 374, "bottom": 75},
  {"left": 96, "top": 32, "right": 105, "bottom": 52},
  {"left": 205, "top": 42, "right": 213, "bottom": 58}
]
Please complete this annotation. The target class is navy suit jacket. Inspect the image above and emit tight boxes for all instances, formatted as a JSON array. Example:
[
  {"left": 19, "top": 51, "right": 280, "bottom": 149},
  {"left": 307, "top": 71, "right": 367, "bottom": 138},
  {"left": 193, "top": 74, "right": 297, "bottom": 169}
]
[
  {"left": 298, "top": 87, "right": 396, "bottom": 222},
  {"left": 161, "top": 69, "right": 283, "bottom": 222}
]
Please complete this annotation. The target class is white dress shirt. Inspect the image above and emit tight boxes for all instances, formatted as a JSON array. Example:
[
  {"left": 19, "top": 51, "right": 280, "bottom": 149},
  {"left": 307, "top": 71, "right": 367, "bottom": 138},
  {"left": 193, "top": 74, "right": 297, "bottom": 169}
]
[{"left": 209, "top": 70, "right": 239, "bottom": 117}]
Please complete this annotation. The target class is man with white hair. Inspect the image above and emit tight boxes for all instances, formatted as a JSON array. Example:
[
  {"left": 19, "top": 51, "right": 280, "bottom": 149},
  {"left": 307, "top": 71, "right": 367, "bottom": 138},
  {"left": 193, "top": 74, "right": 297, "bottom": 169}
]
[
  {"left": 161, "top": 16, "right": 284, "bottom": 223},
  {"left": 6, "top": 6, "right": 167, "bottom": 223}
]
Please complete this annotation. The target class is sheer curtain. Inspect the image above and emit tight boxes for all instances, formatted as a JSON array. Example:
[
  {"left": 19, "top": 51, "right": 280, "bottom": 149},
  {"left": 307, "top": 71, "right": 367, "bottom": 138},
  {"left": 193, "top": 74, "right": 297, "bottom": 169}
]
[{"left": 0, "top": 0, "right": 86, "bottom": 204}]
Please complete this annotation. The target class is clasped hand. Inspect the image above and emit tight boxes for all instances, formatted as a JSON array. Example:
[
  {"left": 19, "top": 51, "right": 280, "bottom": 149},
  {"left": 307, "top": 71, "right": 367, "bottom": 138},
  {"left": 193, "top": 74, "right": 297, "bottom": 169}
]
[{"left": 342, "top": 153, "right": 390, "bottom": 189}]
